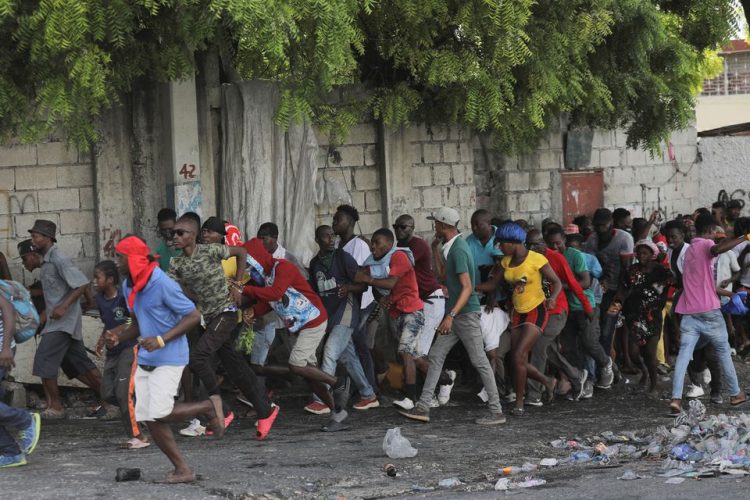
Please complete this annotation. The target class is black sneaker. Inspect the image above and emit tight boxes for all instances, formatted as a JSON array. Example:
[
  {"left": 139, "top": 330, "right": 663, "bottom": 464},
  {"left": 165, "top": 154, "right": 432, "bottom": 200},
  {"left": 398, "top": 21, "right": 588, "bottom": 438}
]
[
  {"left": 398, "top": 406, "right": 430, "bottom": 422},
  {"left": 710, "top": 392, "right": 724, "bottom": 405}
]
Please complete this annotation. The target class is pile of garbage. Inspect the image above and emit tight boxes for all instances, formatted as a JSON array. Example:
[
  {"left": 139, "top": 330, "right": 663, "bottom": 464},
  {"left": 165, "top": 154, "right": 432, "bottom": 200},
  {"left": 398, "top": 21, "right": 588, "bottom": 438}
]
[{"left": 549, "top": 400, "right": 750, "bottom": 479}]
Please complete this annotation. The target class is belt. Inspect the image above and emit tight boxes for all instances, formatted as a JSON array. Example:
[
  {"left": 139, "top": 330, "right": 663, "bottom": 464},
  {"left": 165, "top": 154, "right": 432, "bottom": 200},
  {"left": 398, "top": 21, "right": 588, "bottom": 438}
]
[{"left": 423, "top": 294, "right": 445, "bottom": 305}]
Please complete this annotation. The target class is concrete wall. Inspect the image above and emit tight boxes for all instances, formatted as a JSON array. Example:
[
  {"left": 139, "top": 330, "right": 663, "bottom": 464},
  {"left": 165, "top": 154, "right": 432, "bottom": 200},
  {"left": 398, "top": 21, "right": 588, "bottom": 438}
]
[
  {"left": 697, "top": 136, "right": 750, "bottom": 208},
  {"left": 315, "top": 123, "right": 477, "bottom": 238},
  {"left": 474, "top": 121, "right": 700, "bottom": 223},
  {"left": 0, "top": 139, "right": 97, "bottom": 280},
  {"left": 696, "top": 95, "right": 750, "bottom": 132}
]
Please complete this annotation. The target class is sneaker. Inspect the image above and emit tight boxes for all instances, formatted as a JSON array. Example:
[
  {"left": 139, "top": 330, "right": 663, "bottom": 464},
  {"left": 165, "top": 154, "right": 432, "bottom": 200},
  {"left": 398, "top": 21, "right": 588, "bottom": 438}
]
[
  {"left": 437, "top": 370, "right": 456, "bottom": 405},
  {"left": 504, "top": 391, "right": 517, "bottom": 403},
  {"left": 477, "top": 387, "right": 489, "bottom": 403},
  {"left": 398, "top": 406, "right": 430, "bottom": 422},
  {"left": 179, "top": 418, "right": 206, "bottom": 437},
  {"left": 597, "top": 358, "right": 614, "bottom": 389},
  {"left": 0, "top": 453, "right": 26, "bottom": 468},
  {"left": 304, "top": 401, "right": 331, "bottom": 415},
  {"left": 426, "top": 395, "right": 440, "bottom": 408},
  {"left": 710, "top": 392, "right": 724, "bottom": 405},
  {"left": 16, "top": 413, "right": 41, "bottom": 455},
  {"left": 123, "top": 437, "right": 151, "bottom": 449},
  {"left": 525, "top": 397, "right": 543, "bottom": 407},
  {"left": 685, "top": 384, "right": 705, "bottom": 398},
  {"left": 83, "top": 405, "right": 107, "bottom": 419},
  {"left": 701, "top": 369, "right": 712, "bottom": 386},
  {"left": 353, "top": 396, "right": 380, "bottom": 411},
  {"left": 475, "top": 411, "right": 506, "bottom": 425},
  {"left": 571, "top": 370, "right": 588, "bottom": 401},
  {"left": 256, "top": 404, "right": 280, "bottom": 441},
  {"left": 393, "top": 397, "right": 415, "bottom": 411},
  {"left": 581, "top": 380, "right": 594, "bottom": 399}
]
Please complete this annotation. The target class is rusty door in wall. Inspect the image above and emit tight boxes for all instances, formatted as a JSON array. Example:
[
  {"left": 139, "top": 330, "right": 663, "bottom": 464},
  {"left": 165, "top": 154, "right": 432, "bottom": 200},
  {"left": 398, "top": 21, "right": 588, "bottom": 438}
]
[{"left": 561, "top": 170, "right": 604, "bottom": 225}]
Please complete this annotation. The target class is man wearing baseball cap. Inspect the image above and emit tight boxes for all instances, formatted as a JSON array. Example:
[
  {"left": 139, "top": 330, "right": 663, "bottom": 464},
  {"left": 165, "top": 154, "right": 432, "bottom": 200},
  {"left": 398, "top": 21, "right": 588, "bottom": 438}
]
[
  {"left": 27, "top": 220, "right": 102, "bottom": 418},
  {"left": 399, "top": 207, "right": 505, "bottom": 425}
]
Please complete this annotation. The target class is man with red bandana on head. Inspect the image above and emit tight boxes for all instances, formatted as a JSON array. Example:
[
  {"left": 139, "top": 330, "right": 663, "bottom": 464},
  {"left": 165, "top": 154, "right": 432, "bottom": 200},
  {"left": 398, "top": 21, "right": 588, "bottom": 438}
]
[
  {"left": 105, "top": 236, "right": 224, "bottom": 484},
  {"left": 237, "top": 239, "right": 351, "bottom": 432}
]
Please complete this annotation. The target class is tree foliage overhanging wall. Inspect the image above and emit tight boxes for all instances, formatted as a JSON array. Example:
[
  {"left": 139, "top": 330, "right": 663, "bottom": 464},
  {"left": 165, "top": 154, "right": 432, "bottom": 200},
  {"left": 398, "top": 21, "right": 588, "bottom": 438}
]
[{"left": 0, "top": 0, "right": 738, "bottom": 152}]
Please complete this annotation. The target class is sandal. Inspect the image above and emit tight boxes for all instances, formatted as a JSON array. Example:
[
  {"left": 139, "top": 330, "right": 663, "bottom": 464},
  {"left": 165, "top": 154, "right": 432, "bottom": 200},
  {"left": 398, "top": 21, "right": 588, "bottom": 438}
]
[
  {"left": 39, "top": 408, "right": 66, "bottom": 419},
  {"left": 122, "top": 437, "right": 150, "bottom": 449},
  {"left": 510, "top": 407, "right": 525, "bottom": 417},
  {"left": 668, "top": 404, "right": 682, "bottom": 417},
  {"left": 730, "top": 394, "right": 748, "bottom": 407}
]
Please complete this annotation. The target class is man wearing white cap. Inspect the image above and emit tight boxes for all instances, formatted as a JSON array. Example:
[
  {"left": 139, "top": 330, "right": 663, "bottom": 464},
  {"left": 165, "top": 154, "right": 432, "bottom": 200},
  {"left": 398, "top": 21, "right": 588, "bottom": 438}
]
[{"left": 399, "top": 207, "right": 505, "bottom": 425}]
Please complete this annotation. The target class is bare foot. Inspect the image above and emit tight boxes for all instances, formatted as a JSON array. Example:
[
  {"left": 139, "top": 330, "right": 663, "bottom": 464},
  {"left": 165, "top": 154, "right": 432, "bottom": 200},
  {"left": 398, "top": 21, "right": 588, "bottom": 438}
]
[
  {"left": 556, "top": 380, "right": 572, "bottom": 396},
  {"left": 166, "top": 469, "right": 196, "bottom": 484},
  {"left": 545, "top": 378, "right": 558, "bottom": 403},
  {"left": 638, "top": 371, "right": 648, "bottom": 387},
  {"left": 208, "top": 395, "right": 225, "bottom": 439}
]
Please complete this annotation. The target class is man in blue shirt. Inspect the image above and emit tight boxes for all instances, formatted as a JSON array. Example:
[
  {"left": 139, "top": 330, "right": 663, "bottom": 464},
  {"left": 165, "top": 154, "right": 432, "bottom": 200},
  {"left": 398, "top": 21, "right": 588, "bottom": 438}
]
[{"left": 105, "top": 236, "right": 223, "bottom": 484}]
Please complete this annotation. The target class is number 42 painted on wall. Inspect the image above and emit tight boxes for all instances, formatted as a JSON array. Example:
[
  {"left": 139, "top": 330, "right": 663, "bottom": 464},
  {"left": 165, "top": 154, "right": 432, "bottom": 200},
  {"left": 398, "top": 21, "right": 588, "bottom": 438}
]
[{"left": 179, "top": 163, "right": 197, "bottom": 179}]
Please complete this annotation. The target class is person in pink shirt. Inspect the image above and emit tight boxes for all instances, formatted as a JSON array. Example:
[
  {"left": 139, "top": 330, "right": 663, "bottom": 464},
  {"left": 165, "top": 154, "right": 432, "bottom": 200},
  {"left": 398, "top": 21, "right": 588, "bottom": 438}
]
[{"left": 669, "top": 213, "right": 748, "bottom": 416}]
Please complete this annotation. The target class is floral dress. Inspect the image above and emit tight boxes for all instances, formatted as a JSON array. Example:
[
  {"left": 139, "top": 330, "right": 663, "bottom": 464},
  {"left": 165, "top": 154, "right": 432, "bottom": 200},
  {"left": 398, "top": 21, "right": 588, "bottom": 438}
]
[{"left": 623, "top": 264, "right": 668, "bottom": 345}]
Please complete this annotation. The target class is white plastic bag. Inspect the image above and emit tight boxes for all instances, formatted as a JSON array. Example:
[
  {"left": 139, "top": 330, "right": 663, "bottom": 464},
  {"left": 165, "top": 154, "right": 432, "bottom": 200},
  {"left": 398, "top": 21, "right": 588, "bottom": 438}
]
[{"left": 382, "top": 427, "right": 418, "bottom": 458}]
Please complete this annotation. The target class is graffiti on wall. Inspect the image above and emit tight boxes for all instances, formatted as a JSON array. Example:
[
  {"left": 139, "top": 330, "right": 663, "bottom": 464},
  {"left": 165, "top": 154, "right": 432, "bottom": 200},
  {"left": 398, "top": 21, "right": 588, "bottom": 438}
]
[
  {"left": 717, "top": 189, "right": 747, "bottom": 208},
  {"left": 101, "top": 226, "right": 123, "bottom": 259}
]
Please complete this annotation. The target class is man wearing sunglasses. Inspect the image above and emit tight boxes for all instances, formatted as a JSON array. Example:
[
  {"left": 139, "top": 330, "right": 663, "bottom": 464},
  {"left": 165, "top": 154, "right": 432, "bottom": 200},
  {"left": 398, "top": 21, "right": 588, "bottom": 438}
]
[
  {"left": 155, "top": 208, "right": 181, "bottom": 272},
  {"left": 168, "top": 216, "right": 279, "bottom": 440}
]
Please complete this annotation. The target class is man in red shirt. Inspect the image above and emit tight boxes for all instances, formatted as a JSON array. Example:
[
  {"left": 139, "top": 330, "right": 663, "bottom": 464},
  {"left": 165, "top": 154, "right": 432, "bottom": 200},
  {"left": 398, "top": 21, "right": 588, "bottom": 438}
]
[
  {"left": 525, "top": 229, "right": 592, "bottom": 403},
  {"left": 355, "top": 229, "right": 425, "bottom": 408},
  {"left": 238, "top": 239, "right": 348, "bottom": 431}
]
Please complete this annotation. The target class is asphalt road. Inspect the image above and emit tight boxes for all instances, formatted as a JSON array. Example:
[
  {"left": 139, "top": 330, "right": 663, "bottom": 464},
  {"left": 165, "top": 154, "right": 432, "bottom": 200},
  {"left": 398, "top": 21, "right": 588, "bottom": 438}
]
[{"left": 3, "top": 366, "right": 750, "bottom": 499}]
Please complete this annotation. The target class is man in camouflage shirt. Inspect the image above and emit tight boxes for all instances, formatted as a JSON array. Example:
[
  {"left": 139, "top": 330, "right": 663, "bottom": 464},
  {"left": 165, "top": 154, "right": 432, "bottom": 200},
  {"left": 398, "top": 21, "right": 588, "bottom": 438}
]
[{"left": 169, "top": 216, "right": 279, "bottom": 438}]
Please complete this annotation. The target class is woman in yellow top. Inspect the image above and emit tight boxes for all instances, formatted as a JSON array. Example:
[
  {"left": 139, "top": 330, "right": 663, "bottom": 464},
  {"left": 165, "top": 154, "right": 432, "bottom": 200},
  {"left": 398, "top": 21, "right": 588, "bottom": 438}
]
[{"left": 495, "top": 222, "right": 562, "bottom": 416}]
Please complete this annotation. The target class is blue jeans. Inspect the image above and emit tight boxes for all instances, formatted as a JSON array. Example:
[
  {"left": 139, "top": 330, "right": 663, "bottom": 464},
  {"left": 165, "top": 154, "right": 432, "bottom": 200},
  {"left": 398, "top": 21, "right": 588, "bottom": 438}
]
[
  {"left": 671, "top": 309, "right": 740, "bottom": 399},
  {"left": 314, "top": 324, "right": 375, "bottom": 402},
  {"left": 250, "top": 320, "right": 278, "bottom": 365},
  {"left": 1, "top": 366, "right": 32, "bottom": 455},
  {"left": 353, "top": 302, "right": 378, "bottom": 390}
]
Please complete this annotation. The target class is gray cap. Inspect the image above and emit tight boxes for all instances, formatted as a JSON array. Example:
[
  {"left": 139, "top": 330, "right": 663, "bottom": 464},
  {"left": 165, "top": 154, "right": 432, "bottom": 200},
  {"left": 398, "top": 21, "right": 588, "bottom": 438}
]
[{"left": 427, "top": 207, "right": 461, "bottom": 227}]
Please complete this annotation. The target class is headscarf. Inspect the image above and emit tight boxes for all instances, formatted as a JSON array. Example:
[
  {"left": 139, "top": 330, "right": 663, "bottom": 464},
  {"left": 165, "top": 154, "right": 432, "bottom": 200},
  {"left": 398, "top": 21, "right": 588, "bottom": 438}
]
[
  {"left": 564, "top": 224, "right": 579, "bottom": 235},
  {"left": 115, "top": 236, "right": 159, "bottom": 309},
  {"left": 495, "top": 222, "right": 527, "bottom": 243},
  {"left": 243, "top": 238, "right": 274, "bottom": 285},
  {"left": 225, "top": 222, "right": 243, "bottom": 247},
  {"left": 635, "top": 239, "right": 659, "bottom": 261}
]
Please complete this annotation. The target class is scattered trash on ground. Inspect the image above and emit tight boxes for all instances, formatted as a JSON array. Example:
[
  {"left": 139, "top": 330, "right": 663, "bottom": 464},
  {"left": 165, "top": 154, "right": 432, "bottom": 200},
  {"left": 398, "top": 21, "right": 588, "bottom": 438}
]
[
  {"left": 547, "top": 401, "right": 750, "bottom": 481},
  {"left": 382, "top": 427, "right": 418, "bottom": 459}
]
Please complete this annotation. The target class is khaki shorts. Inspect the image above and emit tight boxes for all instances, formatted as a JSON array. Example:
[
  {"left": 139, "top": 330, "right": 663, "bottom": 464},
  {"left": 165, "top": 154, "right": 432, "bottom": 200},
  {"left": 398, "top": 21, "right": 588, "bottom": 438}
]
[
  {"left": 288, "top": 321, "right": 328, "bottom": 367},
  {"left": 134, "top": 364, "right": 184, "bottom": 422}
]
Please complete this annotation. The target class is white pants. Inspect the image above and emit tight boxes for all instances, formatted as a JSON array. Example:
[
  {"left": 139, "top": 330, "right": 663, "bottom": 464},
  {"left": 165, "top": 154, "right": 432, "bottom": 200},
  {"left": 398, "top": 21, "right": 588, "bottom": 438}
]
[{"left": 419, "top": 289, "right": 445, "bottom": 356}]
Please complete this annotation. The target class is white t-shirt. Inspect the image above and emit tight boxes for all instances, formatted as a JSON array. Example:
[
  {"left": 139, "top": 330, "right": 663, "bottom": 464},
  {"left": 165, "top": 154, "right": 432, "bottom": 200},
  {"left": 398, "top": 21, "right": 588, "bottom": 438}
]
[
  {"left": 715, "top": 251, "right": 740, "bottom": 291},
  {"left": 341, "top": 236, "right": 374, "bottom": 309}
]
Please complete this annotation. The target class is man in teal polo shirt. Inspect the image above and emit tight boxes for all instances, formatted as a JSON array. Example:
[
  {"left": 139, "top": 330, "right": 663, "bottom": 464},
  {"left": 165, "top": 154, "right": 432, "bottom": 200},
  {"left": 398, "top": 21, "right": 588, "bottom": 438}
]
[{"left": 399, "top": 207, "right": 505, "bottom": 425}]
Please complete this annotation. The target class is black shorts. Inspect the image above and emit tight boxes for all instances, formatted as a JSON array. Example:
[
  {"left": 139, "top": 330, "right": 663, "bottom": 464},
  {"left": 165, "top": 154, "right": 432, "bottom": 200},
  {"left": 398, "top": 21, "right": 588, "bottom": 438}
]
[
  {"left": 511, "top": 302, "right": 548, "bottom": 332},
  {"left": 33, "top": 331, "right": 96, "bottom": 380}
]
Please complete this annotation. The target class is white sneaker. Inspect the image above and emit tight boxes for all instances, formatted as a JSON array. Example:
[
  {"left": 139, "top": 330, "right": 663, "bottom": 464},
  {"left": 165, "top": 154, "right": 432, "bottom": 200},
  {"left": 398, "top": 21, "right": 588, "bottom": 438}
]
[
  {"left": 505, "top": 391, "right": 517, "bottom": 403},
  {"left": 426, "top": 395, "right": 440, "bottom": 408},
  {"left": 393, "top": 397, "right": 415, "bottom": 411},
  {"left": 437, "top": 370, "right": 456, "bottom": 405},
  {"left": 179, "top": 418, "right": 206, "bottom": 437},
  {"left": 685, "top": 384, "right": 705, "bottom": 398},
  {"left": 477, "top": 387, "right": 489, "bottom": 403}
]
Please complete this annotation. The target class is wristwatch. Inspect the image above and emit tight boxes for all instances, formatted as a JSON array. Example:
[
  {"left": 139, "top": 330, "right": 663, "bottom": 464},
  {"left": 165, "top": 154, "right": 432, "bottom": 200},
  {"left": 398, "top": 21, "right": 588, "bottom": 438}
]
[{"left": 448, "top": 311, "right": 457, "bottom": 318}]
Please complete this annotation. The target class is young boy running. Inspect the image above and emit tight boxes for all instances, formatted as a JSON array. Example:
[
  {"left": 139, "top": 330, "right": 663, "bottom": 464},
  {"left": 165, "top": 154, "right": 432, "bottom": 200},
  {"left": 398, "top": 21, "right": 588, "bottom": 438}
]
[
  {"left": 355, "top": 228, "right": 425, "bottom": 409},
  {"left": 93, "top": 260, "right": 149, "bottom": 449},
  {"left": 106, "top": 236, "right": 224, "bottom": 483}
]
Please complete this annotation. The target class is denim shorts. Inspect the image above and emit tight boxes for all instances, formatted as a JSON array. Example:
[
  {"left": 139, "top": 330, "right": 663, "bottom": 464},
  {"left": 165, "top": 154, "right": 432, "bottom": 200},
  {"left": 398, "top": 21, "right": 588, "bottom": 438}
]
[{"left": 396, "top": 310, "right": 425, "bottom": 356}]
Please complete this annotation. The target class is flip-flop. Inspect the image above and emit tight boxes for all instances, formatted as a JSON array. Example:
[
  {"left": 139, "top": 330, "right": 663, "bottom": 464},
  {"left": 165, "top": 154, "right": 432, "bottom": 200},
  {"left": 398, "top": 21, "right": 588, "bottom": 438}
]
[
  {"left": 321, "top": 420, "right": 351, "bottom": 432},
  {"left": 668, "top": 406, "right": 682, "bottom": 417},
  {"left": 730, "top": 397, "right": 748, "bottom": 407}
]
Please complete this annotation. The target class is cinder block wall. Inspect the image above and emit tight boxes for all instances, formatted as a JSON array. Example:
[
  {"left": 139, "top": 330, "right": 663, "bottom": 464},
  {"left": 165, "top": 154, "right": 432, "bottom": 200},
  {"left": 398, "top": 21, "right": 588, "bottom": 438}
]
[{"left": 0, "top": 140, "right": 97, "bottom": 282}]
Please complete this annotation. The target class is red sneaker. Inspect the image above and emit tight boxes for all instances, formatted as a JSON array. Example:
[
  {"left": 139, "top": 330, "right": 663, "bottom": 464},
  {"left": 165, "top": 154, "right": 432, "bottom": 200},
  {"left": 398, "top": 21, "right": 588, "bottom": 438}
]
[
  {"left": 303, "top": 401, "right": 331, "bottom": 415},
  {"left": 256, "top": 404, "right": 280, "bottom": 441},
  {"left": 353, "top": 396, "right": 380, "bottom": 411}
]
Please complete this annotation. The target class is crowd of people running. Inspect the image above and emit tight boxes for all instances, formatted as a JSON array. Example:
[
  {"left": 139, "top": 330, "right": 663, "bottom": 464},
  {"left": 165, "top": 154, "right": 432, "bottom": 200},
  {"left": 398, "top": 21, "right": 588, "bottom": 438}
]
[{"left": 1, "top": 199, "right": 749, "bottom": 481}]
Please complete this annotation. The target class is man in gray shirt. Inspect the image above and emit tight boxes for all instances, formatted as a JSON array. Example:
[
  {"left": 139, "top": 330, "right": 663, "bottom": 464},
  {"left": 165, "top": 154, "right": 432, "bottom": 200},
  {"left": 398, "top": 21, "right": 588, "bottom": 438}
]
[{"left": 29, "top": 220, "right": 102, "bottom": 418}]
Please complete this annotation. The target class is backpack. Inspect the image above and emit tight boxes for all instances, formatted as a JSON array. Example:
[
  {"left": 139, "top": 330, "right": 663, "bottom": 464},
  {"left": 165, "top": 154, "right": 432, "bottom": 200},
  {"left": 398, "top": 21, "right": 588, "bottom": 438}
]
[{"left": 0, "top": 280, "right": 40, "bottom": 344}]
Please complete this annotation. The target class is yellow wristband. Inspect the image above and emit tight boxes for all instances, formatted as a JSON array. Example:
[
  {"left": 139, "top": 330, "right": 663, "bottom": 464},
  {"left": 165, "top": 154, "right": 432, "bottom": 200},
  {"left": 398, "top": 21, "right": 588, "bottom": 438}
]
[{"left": 156, "top": 336, "right": 165, "bottom": 348}]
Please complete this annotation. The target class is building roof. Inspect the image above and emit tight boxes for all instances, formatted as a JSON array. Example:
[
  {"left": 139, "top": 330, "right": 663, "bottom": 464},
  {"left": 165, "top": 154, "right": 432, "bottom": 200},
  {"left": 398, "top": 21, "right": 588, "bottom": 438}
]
[
  {"left": 698, "top": 121, "right": 750, "bottom": 137},
  {"left": 720, "top": 40, "right": 750, "bottom": 54}
]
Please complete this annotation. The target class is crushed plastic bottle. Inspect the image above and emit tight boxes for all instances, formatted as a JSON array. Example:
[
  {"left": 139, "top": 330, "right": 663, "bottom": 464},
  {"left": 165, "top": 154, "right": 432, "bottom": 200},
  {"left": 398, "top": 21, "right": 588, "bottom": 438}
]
[
  {"left": 494, "top": 478, "right": 511, "bottom": 491},
  {"left": 539, "top": 458, "right": 558, "bottom": 467},
  {"left": 670, "top": 443, "right": 703, "bottom": 462},
  {"left": 515, "top": 478, "right": 547, "bottom": 488},
  {"left": 618, "top": 469, "right": 640, "bottom": 480},
  {"left": 569, "top": 451, "right": 593, "bottom": 462},
  {"left": 438, "top": 477, "right": 463, "bottom": 488}
]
